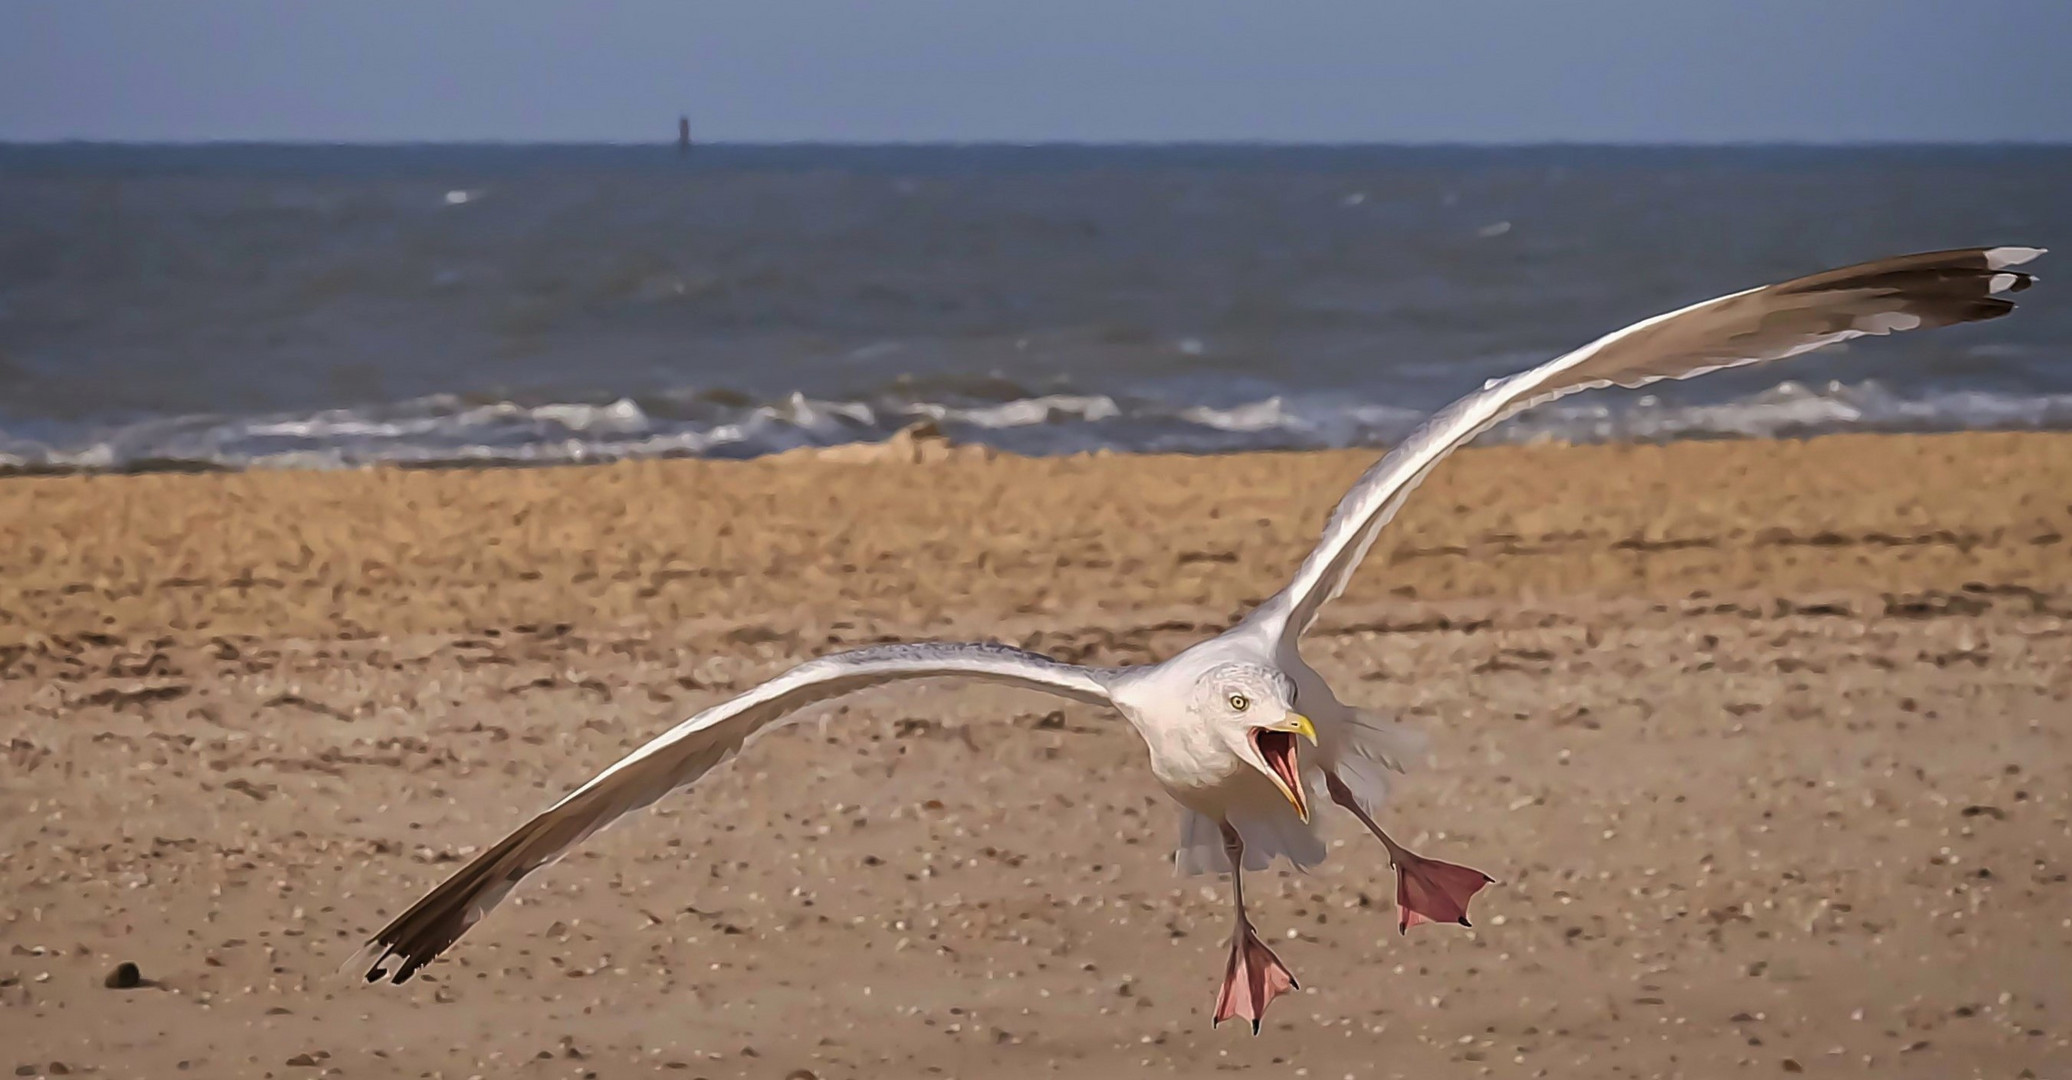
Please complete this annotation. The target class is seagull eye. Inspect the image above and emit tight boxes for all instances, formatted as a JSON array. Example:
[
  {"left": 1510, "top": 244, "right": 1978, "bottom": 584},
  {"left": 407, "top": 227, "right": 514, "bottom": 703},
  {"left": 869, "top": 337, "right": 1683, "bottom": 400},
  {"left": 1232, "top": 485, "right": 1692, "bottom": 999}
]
[{"left": 1228, "top": 694, "right": 1249, "bottom": 712}]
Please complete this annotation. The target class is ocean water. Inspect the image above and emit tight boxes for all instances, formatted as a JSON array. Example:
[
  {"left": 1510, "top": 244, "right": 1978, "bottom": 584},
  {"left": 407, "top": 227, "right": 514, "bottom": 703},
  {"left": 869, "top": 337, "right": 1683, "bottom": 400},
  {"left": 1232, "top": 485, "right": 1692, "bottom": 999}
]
[{"left": 1, "top": 143, "right": 2067, "bottom": 470}]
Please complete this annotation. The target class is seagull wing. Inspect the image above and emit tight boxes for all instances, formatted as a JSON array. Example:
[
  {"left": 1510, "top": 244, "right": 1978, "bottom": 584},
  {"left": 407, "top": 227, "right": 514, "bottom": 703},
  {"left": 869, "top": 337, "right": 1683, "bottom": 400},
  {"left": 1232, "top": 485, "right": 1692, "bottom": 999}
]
[
  {"left": 354, "top": 641, "right": 1114, "bottom": 984},
  {"left": 1244, "top": 246, "right": 2045, "bottom": 646}
]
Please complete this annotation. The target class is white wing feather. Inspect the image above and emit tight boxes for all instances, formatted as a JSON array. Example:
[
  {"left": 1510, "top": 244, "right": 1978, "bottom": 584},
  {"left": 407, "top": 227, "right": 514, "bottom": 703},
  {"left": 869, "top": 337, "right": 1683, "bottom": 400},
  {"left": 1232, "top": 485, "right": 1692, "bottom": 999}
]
[
  {"left": 355, "top": 641, "right": 1111, "bottom": 983},
  {"left": 1245, "top": 246, "right": 2044, "bottom": 645}
]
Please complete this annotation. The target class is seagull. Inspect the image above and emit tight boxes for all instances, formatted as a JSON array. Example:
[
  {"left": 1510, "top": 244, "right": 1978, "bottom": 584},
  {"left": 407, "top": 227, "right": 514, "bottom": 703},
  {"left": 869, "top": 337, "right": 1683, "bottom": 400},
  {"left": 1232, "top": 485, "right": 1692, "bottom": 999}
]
[{"left": 353, "top": 246, "right": 2042, "bottom": 1030}]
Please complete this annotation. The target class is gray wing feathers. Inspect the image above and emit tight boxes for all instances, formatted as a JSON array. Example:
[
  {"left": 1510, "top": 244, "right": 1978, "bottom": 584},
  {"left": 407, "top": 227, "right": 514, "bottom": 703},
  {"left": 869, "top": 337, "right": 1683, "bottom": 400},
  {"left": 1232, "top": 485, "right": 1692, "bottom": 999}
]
[
  {"left": 354, "top": 641, "right": 1110, "bottom": 984},
  {"left": 1249, "top": 246, "right": 2043, "bottom": 643}
]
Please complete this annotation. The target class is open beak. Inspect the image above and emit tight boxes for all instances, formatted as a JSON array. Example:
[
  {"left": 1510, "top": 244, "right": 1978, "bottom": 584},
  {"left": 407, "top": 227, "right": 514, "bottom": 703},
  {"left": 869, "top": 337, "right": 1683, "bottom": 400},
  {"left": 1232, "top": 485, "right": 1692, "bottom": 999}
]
[{"left": 1250, "top": 713, "right": 1317, "bottom": 822}]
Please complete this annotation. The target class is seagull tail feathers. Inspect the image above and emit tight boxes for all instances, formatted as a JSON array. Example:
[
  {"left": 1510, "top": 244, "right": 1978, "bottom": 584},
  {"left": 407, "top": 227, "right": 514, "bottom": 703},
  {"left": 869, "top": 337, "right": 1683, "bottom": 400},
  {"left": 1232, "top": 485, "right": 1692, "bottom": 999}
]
[{"left": 1173, "top": 802, "right": 1329, "bottom": 877}]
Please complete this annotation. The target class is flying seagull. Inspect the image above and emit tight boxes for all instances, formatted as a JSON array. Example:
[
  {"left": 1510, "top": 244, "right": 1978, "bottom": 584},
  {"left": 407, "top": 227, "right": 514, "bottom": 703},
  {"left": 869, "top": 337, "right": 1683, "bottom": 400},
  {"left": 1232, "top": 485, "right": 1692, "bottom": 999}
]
[{"left": 353, "top": 246, "right": 2043, "bottom": 1030}]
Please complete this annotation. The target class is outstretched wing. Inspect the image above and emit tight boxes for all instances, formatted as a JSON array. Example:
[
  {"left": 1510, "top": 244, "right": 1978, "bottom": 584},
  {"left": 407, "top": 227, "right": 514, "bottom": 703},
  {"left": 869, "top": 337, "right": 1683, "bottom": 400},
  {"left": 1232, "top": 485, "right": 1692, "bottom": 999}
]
[
  {"left": 353, "top": 641, "right": 1114, "bottom": 984},
  {"left": 1244, "top": 246, "right": 2045, "bottom": 645}
]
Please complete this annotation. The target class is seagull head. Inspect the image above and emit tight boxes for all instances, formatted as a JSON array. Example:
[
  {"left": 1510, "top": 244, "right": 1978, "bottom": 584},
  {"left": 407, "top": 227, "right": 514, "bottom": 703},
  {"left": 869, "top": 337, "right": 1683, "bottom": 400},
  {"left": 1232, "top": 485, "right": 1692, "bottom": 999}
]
[{"left": 1196, "top": 663, "right": 1316, "bottom": 822}]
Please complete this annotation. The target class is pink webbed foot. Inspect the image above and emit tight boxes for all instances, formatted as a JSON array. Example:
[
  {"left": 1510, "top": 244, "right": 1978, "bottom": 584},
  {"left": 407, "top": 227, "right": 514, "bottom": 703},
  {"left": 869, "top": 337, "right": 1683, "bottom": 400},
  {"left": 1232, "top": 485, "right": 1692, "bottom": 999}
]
[
  {"left": 1213, "top": 922, "right": 1299, "bottom": 1034},
  {"left": 1393, "top": 848, "right": 1494, "bottom": 934}
]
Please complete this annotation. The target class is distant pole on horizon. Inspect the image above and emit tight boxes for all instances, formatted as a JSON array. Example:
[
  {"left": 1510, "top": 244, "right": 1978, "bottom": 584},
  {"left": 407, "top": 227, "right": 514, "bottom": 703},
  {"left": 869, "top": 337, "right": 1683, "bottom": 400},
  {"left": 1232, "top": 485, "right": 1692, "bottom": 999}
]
[{"left": 678, "top": 116, "right": 692, "bottom": 155}]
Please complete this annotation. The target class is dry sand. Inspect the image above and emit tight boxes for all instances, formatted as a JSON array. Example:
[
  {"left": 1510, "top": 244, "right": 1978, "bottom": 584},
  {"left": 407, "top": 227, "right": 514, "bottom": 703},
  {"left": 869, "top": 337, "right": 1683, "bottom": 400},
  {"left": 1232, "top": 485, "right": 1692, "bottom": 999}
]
[{"left": 2, "top": 432, "right": 2069, "bottom": 1079}]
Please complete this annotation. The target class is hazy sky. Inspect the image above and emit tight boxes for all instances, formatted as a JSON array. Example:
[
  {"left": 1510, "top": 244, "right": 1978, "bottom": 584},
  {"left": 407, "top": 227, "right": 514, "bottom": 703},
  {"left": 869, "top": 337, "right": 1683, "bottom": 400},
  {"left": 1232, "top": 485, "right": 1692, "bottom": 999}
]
[{"left": 5, "top": 0, "right": 2070, "bottom": 143}]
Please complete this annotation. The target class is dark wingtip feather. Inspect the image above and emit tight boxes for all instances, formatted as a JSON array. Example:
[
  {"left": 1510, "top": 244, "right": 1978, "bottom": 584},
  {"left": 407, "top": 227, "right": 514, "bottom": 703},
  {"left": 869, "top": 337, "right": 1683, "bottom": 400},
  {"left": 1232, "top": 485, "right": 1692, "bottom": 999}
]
[
  {"left": 1763, "top": 246, "right": 2043, "bottom": 335},
  {"left": 349, "top": 817, "right": 553, "bottom": 987}
]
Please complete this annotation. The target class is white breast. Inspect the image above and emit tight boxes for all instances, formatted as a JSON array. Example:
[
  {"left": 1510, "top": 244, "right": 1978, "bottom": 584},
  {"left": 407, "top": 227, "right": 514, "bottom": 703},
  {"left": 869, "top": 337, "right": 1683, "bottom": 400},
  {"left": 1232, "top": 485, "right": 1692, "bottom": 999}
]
[{"left": 1140, "top": 712, "right": 1243, "bottom": 808}]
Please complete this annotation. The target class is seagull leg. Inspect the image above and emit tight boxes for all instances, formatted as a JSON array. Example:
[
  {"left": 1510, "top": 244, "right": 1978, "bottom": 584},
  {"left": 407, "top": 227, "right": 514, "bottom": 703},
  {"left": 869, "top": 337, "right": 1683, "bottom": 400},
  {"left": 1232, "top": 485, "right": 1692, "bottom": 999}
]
[
  {"left": 1325, "top": 772, "right": 1493, "bottom": 934},
  {"left": 1211, "top": 822, "right": 1298, "bottom": 1034}
]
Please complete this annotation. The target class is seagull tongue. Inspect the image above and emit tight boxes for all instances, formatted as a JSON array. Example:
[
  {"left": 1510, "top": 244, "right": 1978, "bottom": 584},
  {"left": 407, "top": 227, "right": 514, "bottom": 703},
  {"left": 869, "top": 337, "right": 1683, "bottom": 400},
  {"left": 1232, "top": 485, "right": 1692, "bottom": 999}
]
[{"left": 1256, "top": 730, "right": 1302, "bottom": 800}]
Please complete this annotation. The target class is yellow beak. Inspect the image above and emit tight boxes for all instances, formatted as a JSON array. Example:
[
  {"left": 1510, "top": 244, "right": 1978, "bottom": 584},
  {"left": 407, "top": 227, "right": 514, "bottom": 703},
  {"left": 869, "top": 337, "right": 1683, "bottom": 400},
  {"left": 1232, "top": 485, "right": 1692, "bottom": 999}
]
[{"left": 1255, "top": 713, "right": 1318, "bottom": 823}]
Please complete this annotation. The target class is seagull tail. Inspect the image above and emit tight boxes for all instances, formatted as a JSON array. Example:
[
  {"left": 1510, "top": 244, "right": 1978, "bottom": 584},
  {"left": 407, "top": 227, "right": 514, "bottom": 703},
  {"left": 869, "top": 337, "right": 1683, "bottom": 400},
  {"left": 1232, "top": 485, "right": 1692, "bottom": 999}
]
[
  {"left": 1173, "top": 801, "right": 1330, "bottom": 877},
  {"left": 1175, "top": 809, "right": 1233, "bottom": 875}
]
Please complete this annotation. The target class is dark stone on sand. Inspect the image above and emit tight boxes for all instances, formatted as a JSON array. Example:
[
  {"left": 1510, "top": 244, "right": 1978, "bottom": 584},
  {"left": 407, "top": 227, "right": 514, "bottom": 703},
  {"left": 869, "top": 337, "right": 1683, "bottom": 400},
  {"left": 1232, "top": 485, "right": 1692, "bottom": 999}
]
[{"left": 102, "top": 962, "right": 142, "bottom": 989}]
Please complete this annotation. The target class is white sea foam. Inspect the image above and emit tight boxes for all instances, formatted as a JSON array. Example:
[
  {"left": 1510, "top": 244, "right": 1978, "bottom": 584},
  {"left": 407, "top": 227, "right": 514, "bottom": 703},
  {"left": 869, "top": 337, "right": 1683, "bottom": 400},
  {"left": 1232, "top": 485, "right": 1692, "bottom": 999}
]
[
  {"left": 1178, "top": 397, "right": 1303, "bottom": 433},
  {"left": 919, "top": 394, "right": 1122, "bottom": 428},
  {"left": 4, "top": 379, "right": 2070, "bottom": 473}
]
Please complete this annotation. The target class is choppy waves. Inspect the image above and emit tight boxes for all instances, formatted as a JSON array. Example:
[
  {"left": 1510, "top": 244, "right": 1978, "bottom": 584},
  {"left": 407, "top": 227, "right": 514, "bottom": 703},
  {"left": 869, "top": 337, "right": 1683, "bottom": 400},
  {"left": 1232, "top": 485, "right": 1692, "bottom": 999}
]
[
  {"left": 6, "top": 144, "right": 2067, "bottom": 473},
  {"left": 4, "top": 378, "right": 2070, "bottom": 472}
]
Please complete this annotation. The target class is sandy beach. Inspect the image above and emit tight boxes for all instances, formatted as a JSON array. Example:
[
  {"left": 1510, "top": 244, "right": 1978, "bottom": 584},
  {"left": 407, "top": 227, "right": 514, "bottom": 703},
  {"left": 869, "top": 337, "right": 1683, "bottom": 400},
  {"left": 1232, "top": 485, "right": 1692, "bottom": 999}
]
[{"left": 3, "top": 431, "right": 2069, "bottom": 1079}]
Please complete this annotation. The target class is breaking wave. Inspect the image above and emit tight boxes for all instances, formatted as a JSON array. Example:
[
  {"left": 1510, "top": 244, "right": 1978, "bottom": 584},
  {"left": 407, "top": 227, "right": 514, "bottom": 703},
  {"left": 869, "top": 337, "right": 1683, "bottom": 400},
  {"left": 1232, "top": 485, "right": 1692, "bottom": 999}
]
[{"left": 3, "top": 379, "right": 2069, "bottom": 473}]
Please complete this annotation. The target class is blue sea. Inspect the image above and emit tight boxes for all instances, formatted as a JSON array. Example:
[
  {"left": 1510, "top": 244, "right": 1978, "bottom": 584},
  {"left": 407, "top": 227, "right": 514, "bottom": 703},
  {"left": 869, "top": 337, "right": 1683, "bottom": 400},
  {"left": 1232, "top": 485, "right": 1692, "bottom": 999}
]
[{"left": 1, "top": 143, "right": 2066, "bottom": 470}]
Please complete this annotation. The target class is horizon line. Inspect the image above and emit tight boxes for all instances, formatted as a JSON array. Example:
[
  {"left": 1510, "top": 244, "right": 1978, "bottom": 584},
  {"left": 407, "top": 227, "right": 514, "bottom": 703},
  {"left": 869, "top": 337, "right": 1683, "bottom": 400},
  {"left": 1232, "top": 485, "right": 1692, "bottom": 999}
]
[{"left": 5, "top": 137, "right": 2072, "bottom": 151}]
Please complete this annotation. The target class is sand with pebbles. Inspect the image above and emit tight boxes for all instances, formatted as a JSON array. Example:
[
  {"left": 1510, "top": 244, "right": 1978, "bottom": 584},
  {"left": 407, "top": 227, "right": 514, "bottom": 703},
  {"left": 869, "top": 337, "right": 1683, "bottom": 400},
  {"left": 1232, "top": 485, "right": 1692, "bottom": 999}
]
[{"left": 3, "top": 432, "right": 2069, "bottom": 1079}]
